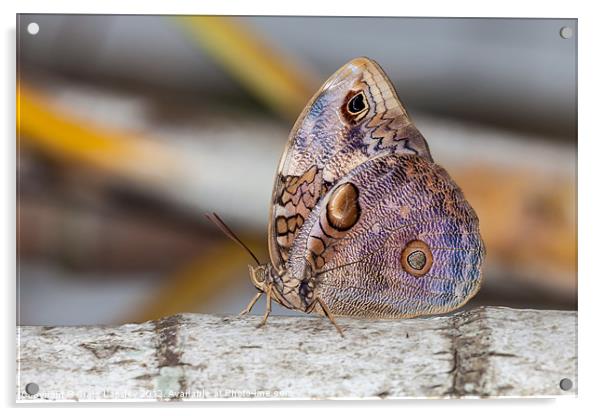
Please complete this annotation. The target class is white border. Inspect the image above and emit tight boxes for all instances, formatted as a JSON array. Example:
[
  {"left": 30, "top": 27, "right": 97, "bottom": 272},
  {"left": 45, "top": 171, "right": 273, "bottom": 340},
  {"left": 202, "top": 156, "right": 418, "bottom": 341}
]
[
  {"left": 3, "top": 1, "right": 600, "bottom": 414},
  {"left": 6, "top": 0, "right": 584, "bottom": 17}
]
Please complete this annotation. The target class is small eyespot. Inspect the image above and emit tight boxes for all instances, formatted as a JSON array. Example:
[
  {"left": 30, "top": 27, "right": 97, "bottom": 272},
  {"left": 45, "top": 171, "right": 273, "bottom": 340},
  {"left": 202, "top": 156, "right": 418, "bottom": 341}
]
[
  {"left": 340, "top": 90, "right": 369, "bottom": 123},
  {"left": 401, "top": 240, "right": 433, "bottom": 277},
  {"left": 347, "top": 92, "right": 367, "bottom": 114}
]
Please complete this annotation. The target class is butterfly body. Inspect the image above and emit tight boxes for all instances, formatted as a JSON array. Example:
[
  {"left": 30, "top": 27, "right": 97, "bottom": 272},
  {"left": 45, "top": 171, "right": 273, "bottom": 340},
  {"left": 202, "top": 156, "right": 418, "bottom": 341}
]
[{"left": 242, "top": 57, "right": 485, "bottom": 331}]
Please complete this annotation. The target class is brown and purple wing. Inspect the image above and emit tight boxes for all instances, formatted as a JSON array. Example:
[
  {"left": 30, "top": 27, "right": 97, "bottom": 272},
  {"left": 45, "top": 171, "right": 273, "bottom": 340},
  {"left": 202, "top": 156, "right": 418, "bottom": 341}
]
[
  {"left": 269, "top": 57, "right": 432, "bottom": 272},
  {"left": 287, "top": 153, "right": 485, "bottom": 318}
]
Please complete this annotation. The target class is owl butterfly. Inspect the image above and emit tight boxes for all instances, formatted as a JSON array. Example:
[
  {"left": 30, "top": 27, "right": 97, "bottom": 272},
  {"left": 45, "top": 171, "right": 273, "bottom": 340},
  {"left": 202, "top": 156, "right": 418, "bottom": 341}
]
[{"left": 211, "top": 57, "right": 484, "bottom": 336}]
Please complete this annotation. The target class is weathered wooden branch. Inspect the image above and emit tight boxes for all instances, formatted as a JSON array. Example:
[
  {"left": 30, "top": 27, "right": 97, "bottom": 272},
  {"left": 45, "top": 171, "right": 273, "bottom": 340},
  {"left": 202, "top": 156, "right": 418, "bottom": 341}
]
[{"left": 16, "top": 307, "right": 576, "bottom": 401}]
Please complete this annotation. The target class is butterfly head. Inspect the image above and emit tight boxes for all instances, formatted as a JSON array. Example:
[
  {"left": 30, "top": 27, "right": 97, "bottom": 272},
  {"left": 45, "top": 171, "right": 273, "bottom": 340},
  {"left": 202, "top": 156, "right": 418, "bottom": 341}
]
[{"left": 248, "top": 263, "right": 271, "bottom": 292}]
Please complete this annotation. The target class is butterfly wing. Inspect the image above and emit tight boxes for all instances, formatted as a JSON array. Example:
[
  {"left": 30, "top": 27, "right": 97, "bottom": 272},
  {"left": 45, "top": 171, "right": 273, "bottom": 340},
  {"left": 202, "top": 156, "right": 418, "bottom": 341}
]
[
  {"left": 269, "top": 57, "right": 432, "bottom": 272},
  {"left": 287, "top": 153, "right": 484, "bottom": 318}
]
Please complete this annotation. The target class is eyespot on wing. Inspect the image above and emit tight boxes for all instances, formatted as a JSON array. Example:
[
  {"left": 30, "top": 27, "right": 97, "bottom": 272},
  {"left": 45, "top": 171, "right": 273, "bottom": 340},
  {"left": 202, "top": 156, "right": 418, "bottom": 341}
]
[
  {"left": 326, "top": 182, "right": 361, "bottom": 231},
  {"left": 400, "top": 239, "right": 433, "bottom": 277}
]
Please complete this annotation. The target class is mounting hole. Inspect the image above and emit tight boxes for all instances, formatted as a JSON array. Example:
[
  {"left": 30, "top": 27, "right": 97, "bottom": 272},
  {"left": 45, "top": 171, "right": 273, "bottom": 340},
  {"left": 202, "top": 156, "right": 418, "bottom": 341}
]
[
  {"left": 559, "top": 378, "right": 573, "bottom": 391},
  {"left": 27, "top": 22, "right": 39, "bottom": 35},
  {"left": 559, "top": 26, "right": 573, "bottom": 39},
  {"left": 25, "top": 382, "right": 39, "bottom": 395}
]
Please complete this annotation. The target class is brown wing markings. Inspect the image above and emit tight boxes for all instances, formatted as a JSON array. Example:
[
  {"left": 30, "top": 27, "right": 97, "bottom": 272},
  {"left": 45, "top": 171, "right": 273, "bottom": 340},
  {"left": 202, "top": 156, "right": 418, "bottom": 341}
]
[
  {"left": 308, "top": 234, "right": 326, "bottom": 253},
  {"left": 275, "top": 213, "right": 306, "bottom": 258},
  {"left": 307, "top": 234, "right": 332, "bottom": 271},
  {"left": 272, "top": 165, "right": 325, "bottom": 264},
  {"left": 277, "top": 165, "right": 320, "bottom": 206},
  {"left": 275, "top": 216, "right": 288, "bottom": 235},
  {"left": 274, "top": 214, "right": 304, "bottom": 237}
]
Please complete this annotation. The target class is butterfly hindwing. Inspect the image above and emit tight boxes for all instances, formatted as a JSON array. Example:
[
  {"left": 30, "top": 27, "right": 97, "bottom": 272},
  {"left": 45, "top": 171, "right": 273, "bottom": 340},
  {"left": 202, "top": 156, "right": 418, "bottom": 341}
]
[{"left": 287, "top": 153, "right": 484, "bottom": 318}]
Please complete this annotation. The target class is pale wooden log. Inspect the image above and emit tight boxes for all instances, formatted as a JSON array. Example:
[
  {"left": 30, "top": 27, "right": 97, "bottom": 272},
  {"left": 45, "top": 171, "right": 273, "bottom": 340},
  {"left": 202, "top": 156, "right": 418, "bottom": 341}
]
[{"left": 16, "top": 306, "right": 576, "bottom": 401}]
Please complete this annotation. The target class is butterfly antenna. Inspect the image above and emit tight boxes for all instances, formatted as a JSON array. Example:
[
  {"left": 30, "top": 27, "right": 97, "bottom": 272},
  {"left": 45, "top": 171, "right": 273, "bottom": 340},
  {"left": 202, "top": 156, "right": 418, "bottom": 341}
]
[{"left": 205, "top": 212, "right": 261, "bottom": 266}]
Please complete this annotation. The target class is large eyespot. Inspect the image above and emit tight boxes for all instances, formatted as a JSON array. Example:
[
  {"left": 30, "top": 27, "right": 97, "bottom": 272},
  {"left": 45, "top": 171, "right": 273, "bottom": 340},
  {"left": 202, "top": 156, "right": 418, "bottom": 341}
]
[
  {"left": 326, "top": 182, "right": 360, "bottom": 231},
  {"left": 347, "top": 91, "right": 367, "bottom": 114},
  {"left": 401, "top": 240, "right": 433, "bottom": 277}
]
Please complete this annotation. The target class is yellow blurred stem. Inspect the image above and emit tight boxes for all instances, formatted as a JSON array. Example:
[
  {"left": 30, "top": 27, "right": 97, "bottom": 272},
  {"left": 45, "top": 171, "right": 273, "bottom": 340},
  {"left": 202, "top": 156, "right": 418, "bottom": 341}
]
[
  {"left": 17, "top": 83, "right": 176, "bottom": 184},
  {"left": 128, "top": 238, "right": 264, "bottom": 323},
  {"left": 175, "top": 16, "right": 317, "bottom": 121}
]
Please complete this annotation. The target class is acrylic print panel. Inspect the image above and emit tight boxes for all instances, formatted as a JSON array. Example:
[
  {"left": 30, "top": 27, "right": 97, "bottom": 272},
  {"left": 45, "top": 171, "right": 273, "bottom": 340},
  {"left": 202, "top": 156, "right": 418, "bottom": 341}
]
[{"left": 16, "top": 14, "right": 577, "bottom": 401}]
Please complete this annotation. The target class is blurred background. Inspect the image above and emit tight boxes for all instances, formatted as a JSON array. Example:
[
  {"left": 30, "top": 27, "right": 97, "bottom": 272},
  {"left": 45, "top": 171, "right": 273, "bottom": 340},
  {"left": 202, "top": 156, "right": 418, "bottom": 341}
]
[{"left": 16, "top": 15, "right": 577, "bottom": 325}]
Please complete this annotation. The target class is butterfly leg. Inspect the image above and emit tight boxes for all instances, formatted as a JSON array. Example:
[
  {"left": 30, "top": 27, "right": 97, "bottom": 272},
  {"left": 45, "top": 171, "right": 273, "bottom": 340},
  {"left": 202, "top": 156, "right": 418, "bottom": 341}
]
[
  {"left": 307, "top": 297, "right": 345, "bottom": 337},
  {"left": 238, "top": 292, "right": 263, "bottom": 316},
  {"left": 256, "top": 283, "right": 273, "bottom": 328}
]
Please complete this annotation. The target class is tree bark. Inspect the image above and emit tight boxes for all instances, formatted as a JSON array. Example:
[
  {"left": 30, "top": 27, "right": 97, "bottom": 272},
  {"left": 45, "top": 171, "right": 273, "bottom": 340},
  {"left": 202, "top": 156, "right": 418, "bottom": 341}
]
[{"left": 16, "top": 306, "right": 577, "bottom": 401}]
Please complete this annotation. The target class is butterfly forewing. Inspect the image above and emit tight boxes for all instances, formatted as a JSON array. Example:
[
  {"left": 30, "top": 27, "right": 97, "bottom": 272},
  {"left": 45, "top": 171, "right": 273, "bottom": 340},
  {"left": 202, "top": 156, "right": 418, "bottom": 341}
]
[{"left": 269, "top": 57, "right": 433, "bottom": 273}]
